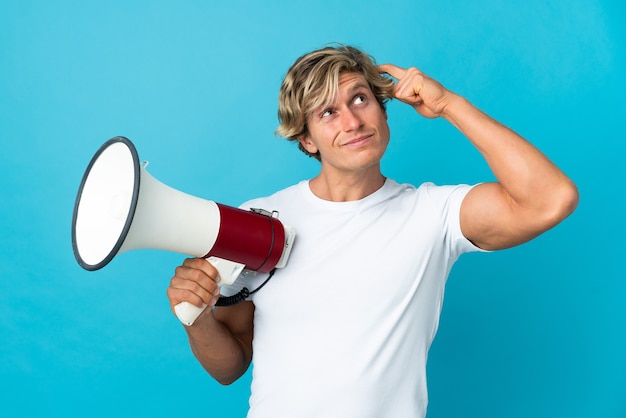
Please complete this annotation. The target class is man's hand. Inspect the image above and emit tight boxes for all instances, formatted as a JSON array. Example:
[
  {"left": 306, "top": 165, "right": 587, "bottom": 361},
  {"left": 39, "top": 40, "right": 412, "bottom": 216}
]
[
  {"left": 166, "top": 257, "right": 221, "bottom": 322},
  {"left": 378, "top": 63, "right": 452, "bottom": 119}
]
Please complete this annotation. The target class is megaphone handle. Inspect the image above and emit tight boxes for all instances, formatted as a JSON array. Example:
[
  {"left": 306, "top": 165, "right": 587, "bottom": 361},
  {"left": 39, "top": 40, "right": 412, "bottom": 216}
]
[
  {"left": 175, "top": 301, "right": 207, "bottom": 326},
  {"left": 174, "top": 257, "right": 246, "bottom": 326}
]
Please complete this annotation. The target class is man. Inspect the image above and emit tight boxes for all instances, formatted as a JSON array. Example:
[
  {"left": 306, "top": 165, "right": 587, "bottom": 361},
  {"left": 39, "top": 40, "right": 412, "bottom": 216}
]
[{"left": 166, "top": 45, "right": 578, "bottom": 417}]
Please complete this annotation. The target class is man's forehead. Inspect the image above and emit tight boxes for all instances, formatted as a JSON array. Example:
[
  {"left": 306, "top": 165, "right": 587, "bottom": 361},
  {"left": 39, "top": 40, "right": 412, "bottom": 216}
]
[{"left": 338, "top": 72, "right": 369, "bottom": 89}]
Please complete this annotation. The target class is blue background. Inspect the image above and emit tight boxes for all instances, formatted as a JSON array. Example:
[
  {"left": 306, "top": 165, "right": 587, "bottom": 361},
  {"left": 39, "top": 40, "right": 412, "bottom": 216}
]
[{"left": 1, "top": 0, "right": 624, "bottom": 416}]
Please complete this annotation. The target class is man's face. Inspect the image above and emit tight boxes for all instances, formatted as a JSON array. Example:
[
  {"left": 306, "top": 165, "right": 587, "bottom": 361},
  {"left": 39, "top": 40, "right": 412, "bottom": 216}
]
[{"left": 299, "top": 72, "right": 390, "bottom": 176}]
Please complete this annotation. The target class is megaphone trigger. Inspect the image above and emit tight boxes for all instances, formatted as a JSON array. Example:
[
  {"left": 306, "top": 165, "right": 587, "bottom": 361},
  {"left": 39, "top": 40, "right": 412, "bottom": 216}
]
[{"left": 207, "top": 256, "right": 246, "bottom": 286}]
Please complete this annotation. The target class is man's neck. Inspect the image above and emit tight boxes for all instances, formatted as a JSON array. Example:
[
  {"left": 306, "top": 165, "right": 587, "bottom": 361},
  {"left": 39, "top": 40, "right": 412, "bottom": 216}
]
[{"left": 308, "top": 168, "right": 386, "bottom": 202}]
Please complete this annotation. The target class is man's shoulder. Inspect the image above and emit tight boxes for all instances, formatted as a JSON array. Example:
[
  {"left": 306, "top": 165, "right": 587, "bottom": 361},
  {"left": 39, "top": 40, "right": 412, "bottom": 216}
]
[
  {"left": 386, "top": 179, "right": 476, "bottom": 209},
  {"left": 384, "top": 179, "right": 451, "bottom": 196},
  {"left": 407, "top": 181, "right": 474, "bottom": 196}
]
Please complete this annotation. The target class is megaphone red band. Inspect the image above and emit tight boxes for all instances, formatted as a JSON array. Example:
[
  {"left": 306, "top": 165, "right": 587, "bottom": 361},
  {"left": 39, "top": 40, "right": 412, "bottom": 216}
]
[{"left": 205, "top": 203, "right": 286, "bottom": 273}]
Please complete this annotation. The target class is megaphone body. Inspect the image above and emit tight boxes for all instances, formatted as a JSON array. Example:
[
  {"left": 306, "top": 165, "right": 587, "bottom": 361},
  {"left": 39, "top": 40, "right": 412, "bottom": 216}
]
[{"left": 72, "top": 137, "right": 296, "bottom": 325}]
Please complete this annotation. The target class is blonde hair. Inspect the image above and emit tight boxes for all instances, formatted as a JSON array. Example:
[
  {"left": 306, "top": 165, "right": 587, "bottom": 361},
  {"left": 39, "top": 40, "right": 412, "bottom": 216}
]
[{"left": 276, "top": 44, "right": 394, "bottom": 160}]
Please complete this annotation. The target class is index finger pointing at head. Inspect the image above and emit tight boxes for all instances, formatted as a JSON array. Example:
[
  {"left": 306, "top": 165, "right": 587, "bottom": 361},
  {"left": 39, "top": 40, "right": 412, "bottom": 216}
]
[{"left": 377, "top": 63, "right": 406, "bottom": 80}]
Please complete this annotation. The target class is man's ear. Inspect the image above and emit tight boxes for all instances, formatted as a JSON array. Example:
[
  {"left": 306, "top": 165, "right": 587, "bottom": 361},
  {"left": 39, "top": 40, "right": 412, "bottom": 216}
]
[{"left": 298, "top": 134, "right": 318, "bottom": 155}]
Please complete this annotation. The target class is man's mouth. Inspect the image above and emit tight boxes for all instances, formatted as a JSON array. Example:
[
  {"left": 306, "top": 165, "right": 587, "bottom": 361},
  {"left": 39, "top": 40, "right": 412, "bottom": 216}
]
[{"left": 342, "top": 134, "right": 373, "bottom": 147}]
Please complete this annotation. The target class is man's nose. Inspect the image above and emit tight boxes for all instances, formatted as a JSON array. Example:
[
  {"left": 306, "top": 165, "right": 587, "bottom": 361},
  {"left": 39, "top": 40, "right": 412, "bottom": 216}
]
[{"left": 340, "top": 109, "right": 362, "bottom": 131}]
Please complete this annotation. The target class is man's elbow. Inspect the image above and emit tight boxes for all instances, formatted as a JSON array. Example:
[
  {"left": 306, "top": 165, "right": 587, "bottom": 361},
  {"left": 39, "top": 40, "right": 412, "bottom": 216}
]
[
  {"left": 544, "top": 179, "right": 579, "bottom": 227},
  {"left": 216, "top": 375, "right": 240, "bottom": 386},
  {"left": 209, "top": 360, "right": 250, "bottom": 386}
]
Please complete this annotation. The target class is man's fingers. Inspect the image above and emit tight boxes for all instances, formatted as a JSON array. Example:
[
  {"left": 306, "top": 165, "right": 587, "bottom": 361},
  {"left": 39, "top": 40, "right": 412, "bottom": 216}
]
[
  {"left": 183, "top": 257, "right": 219, "bottom": 278},
  {"left": 379, "top": 64, "right": 423, "bottom": 100},
  {"left": 169, "top": 269, "right": 220, "bottom": 307},
  {"left": 377, "top": 63, "right": 406, "bottom": 80},
  {"left": 169, "top": 258, "right": 221, "bottom": 305}
]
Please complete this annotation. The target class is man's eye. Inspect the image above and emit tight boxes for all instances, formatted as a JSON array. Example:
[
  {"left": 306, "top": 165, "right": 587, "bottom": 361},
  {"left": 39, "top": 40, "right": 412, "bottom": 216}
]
[
  {"left": 354, "top": 95, "right": 366, "bottom": 105},
  {"left": 321, "top": 109, "right": 334, "bottom": 118}
]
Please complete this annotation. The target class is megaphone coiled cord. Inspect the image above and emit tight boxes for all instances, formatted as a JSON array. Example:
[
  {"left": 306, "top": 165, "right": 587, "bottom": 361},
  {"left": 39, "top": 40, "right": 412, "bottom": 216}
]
[{"left": 215, "top": 268, "right": 277, "bottom": 307}]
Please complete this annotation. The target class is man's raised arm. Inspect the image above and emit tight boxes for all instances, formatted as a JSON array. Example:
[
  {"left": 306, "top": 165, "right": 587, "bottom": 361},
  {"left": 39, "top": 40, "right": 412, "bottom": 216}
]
[{"left": 378, "top": 64, "right": 579, "bottom": 250}]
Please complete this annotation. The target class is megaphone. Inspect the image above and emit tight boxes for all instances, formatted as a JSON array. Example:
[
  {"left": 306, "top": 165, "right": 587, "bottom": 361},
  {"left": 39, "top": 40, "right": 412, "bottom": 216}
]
[{"left": 71, "top": 136, "right": 295, "bottom": 325}]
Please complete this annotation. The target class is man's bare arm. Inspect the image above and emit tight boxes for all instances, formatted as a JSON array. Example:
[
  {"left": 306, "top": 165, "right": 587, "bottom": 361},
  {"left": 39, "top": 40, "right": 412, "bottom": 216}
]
[
  {"left": 378, "top": 64, "right": 579, "bottom": 250},
  {"left": 186, "top": 302, "right": 254, "bottom": 385},
  {"left": 167, "top": 258, "right": 254, "bottom": 384}
]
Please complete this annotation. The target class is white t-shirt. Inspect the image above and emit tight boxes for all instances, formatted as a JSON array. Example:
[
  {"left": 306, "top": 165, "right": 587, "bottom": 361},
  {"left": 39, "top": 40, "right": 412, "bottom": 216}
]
[{"left": 221, "top": 179, "right": 483, "bottom": 418}]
